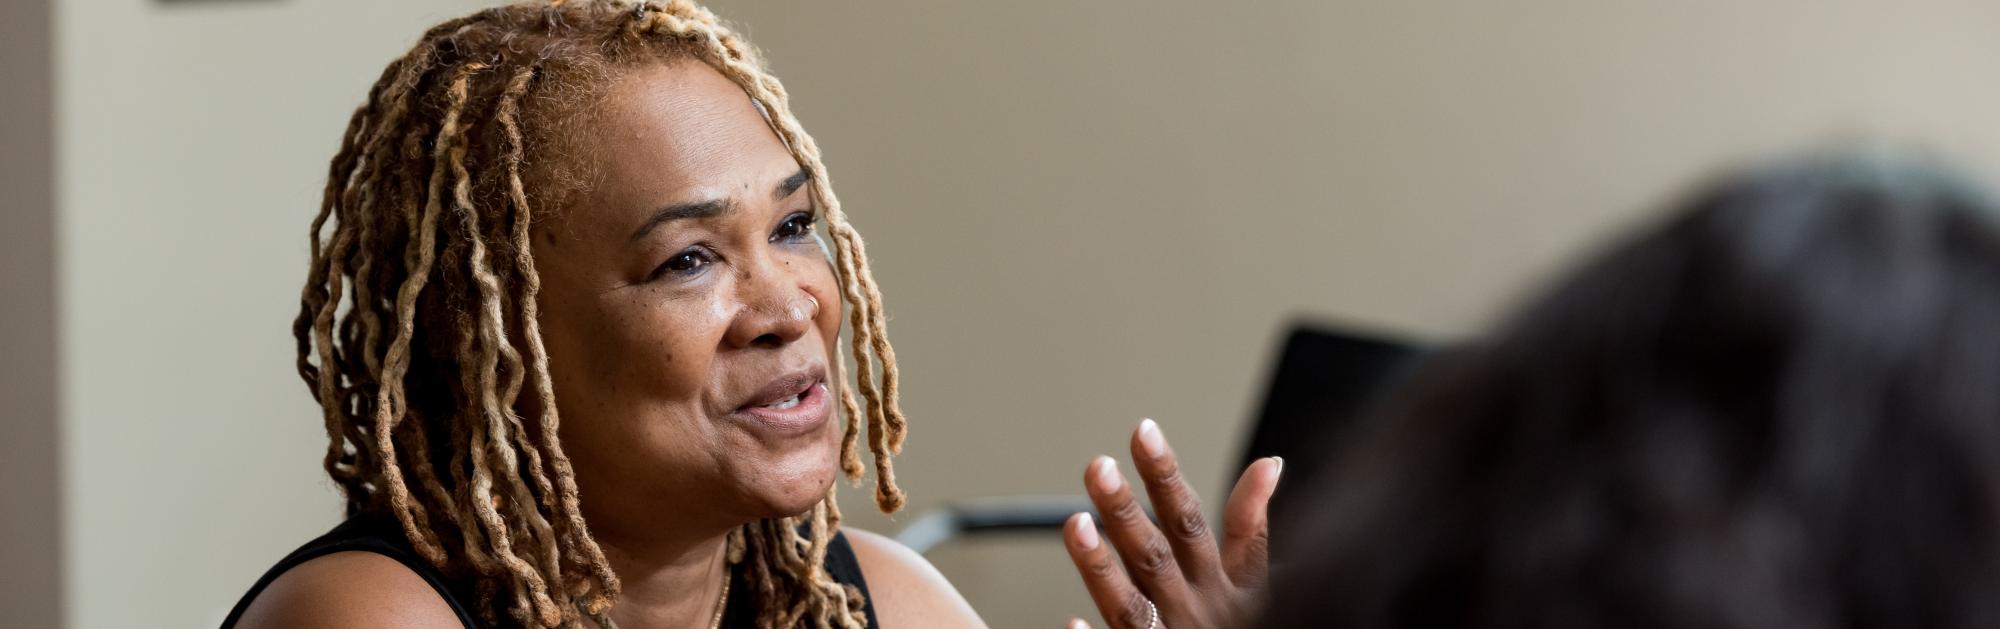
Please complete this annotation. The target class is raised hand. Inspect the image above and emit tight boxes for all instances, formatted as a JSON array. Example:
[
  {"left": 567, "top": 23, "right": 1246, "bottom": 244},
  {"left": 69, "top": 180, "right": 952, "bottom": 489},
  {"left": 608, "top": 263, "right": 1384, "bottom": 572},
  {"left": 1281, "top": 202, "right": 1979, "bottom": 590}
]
[{"left": 1063, "top": 419, "right": 1283, "bottom": 629}]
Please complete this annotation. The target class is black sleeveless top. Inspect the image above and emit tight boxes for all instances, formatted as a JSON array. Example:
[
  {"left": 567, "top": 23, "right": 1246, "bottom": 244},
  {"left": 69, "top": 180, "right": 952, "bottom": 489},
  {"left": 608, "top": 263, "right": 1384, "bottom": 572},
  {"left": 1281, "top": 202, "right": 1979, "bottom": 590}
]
[{"left": 220, "top": 513, "right": 880, "bottom": 628}]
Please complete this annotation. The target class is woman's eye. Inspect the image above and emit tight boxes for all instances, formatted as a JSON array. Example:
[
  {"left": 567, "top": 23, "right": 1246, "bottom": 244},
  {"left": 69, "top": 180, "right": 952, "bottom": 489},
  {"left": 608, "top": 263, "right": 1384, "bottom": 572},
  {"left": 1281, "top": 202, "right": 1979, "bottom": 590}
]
[
  {"left": 652, "top": 248, "right": 714, "bottom": 280},
  {"left": 773, "top": 212, "right": 817, "bottom": 242}
]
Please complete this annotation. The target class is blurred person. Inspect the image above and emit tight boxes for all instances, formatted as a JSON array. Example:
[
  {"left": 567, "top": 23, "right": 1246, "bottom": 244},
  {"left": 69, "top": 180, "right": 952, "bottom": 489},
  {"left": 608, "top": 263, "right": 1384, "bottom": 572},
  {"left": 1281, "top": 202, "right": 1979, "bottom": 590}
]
[
  {"left": 220, "top": 1, "right": 1277, "bottom": 627},
  {"left": 1255, "top": 153, "right": 2000, "bottom": 629}
]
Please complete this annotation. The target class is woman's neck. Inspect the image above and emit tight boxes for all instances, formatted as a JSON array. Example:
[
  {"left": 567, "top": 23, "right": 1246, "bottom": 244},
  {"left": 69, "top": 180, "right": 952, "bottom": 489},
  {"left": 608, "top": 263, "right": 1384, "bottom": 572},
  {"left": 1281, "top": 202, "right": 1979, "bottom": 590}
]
[{"left": 595, "top": 523, "right": 735, "bottom": 628}]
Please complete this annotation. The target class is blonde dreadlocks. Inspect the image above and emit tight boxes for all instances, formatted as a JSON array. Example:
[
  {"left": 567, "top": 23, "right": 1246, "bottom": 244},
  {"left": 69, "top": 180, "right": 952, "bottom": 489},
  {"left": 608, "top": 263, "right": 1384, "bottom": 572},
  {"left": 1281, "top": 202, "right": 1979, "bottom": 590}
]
[{"left": 291, "top": 2, "right": 907, "bottom": 626}]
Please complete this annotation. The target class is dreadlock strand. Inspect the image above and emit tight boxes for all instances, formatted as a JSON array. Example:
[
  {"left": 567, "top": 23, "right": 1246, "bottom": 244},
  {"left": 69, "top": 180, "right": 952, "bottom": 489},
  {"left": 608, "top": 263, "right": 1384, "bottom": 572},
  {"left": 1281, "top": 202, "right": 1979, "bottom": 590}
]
[
  {"left": 446, "top": 325, "right": 505, "bottom": 580},
  {"left": 488, "top": 66, "right": 585, "bottom": 624},
  {"left": 368, "top": 59, "right": 493, "bottom": 566},
  {"left": 312, "top": 32, "right": 441, "bottom": 514},
  {"left": 337, "top": 218, "right": 389, "bottom": 511},
  {"left": 769, "top": 518, "right": 815, "bottom": 628},
  {"left": 334, "top": 149, "right": 405, "bottom": 495},
  {"left": 832, "top": 251, "right": 905, "bottom": 510},
  {"left": 804, "top": 496, "right": 867, "bottom": 629},
  {"left": 740, "top": 521, "right": 778, "bottom": 626},
  {"left": 294, "top": 103, "right": 363, "bottom": 392},
  {"left": 825, "top": 206, "right": 904, "bottom": 511},
  {"left": 462, "top": 379, "right": 561, "bottom": 626},
  {"left": 347, "top": 196, "right": 390, "bottom": 380},
  {"left": 449, "top": 72, "right": 569, "bottom": 628},
  {"left": 807, "top": 232, "right": 873, "bottom": 488},
  {"left": 827, "top": 229, "right": 890, "bottom": 495},
  {"left": 804, "top": 501, "right": 830, "bottom": 585},
  {"left": 310, "top": 213, "right": 364, "bottom": 494},
  {"left": 846, "top": 228, "right": 908, "bottom": 453},
  {"left": 492, "top": 67, "right": 623, "bottom": 620},
  {"left": 826, "top": 251, "right": 884, "bottom": 491},
  {"left": 834, "top": 363, "right": 865, "bottom": 481},
  {"left": 376, "top": 159, "right": 454, "bottom": 552},
  {"left": 338, "top": 47, "right": 433, "bottom": 373},
  {"left": 299, "top": 106, "right": 376, "bottom": 496},
  {"left": 490, "top": 64, "right": 560, "bottom": 511},
  {"left": 396, "top": 386, "right": 460, "bottom": 535}
]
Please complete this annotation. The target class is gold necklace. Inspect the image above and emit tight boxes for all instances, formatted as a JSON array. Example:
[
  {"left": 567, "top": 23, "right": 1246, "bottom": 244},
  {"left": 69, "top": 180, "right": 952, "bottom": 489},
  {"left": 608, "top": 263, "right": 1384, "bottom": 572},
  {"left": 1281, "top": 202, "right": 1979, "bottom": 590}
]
[{"left": 708, "top": 569, "right": 732, "bottom": 629}]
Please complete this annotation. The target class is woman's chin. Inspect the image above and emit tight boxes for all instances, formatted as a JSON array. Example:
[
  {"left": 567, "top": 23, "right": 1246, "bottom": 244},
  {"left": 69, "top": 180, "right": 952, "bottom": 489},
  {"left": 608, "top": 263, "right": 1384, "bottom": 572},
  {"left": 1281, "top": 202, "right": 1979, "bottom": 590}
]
[
  {"left": 737, "top": 443, "right": 843, "bottom": 518},
  {"left": 746, "top": 477, "right": 838, "bottom": 520}
]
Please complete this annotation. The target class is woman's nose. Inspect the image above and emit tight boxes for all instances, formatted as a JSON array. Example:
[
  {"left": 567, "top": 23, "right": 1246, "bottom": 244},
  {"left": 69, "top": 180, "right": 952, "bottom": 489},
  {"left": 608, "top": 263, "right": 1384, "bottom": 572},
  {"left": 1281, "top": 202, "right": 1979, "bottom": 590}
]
[{"left": 722, "top": 266, "right": 817, "bottom": 350}]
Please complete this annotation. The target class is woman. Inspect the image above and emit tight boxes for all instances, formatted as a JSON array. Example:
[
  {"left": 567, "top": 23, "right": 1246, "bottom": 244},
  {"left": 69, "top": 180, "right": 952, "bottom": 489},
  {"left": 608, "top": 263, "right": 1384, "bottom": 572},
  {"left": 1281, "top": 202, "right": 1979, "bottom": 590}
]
[
  {"left": 223, "top": 1, "right": 1275, "bottom": 627},
  {"left": 1259, "top": 154, "right": 2000, "bottom": 628}
]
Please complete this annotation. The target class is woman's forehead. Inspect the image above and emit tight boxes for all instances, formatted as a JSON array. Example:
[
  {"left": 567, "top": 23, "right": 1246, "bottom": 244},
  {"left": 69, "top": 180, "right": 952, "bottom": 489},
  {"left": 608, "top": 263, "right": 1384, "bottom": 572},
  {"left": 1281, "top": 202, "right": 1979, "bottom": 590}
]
[{"left": 562, "top": 60, "right": 800, "bottom": 237}]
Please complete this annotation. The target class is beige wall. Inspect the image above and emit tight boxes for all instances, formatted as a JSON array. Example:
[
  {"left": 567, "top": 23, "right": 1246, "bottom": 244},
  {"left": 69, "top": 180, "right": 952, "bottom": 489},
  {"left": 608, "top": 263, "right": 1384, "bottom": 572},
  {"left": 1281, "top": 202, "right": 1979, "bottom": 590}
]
[
  {"left": 38, "top": 1, "right": 2000, "bottom": 628},
  {"left": 721, "top": 2, "right": 2000, "bottom": 626},
  {"left": 2, "top": 0, "right": 60, "bottom": 626},
  {"left": 53, "top": 1, "right": 481, "bottom": 627}
]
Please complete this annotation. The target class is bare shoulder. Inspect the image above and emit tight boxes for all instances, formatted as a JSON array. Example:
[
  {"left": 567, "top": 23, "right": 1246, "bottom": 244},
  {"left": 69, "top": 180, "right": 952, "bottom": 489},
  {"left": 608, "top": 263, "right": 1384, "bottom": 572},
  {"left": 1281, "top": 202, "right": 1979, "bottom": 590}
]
[
  {"left": 842, "top": 527, "right": 986, "bottom": 629},
  {"left": 232, "top": 551, "right": 462, "bottom": 629}
]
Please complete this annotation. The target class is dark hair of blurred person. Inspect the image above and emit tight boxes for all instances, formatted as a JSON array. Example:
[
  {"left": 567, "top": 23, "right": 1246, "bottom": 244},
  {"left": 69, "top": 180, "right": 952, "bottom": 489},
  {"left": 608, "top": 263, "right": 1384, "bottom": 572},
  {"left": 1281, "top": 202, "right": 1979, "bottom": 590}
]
[{"left": 1260, "top": 153, "right": 2000, "bottom": 629}]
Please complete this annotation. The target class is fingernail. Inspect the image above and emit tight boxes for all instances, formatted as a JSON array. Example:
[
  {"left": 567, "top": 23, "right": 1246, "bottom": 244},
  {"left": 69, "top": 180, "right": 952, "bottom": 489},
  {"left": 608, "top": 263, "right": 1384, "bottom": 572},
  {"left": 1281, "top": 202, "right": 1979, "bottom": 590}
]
[
  {"left": 1137, "top": 418, "right": 1166, "bottom": 458},
  {"left": 1074, "top": 512, "right": 1100, "bottom": 550},
  {"left": 1094, "top": 456, "right": 1123, "bottom": 493},
  {"left": 1070, "top": 620, "right": 1090, "bottom": 629},
  {"left": 1270, "top": 456, "right": 1285, "bottom": 479}
]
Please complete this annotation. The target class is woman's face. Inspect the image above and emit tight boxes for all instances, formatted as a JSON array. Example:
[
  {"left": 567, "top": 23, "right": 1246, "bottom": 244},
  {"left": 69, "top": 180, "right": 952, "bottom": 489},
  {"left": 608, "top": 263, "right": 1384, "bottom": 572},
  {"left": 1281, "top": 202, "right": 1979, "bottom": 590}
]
[{"left": 532, "top": 60, "right": 844, "bottom": 540}]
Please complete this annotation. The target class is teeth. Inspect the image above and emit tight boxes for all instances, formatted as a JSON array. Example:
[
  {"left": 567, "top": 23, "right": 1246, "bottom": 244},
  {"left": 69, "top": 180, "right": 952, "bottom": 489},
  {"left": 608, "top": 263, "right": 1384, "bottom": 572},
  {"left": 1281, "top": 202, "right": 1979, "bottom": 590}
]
[{"left": 763, "top": 392, "right": 803, "bottom": 410}]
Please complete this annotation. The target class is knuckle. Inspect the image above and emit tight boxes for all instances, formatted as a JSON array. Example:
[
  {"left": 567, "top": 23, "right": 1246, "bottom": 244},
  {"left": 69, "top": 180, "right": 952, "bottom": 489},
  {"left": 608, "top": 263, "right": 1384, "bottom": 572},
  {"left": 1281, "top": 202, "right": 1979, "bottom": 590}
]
[
  {"left": 1227, "top": 520, "right": 1269, "bottom": 544},
  {"left": 1136, "top": 536, "right": 1175, "bottom": 575},
  {"left": 1087, "top": 556, "right": 1123, "bottom": 580},
  {"left": 1169, "top": 508, "right": 1211, "bottom": 540},
  {"left": 1167, "top": 473, "right": 1201, "bottom": 500},
  {"left": 1240, "top": 527, "right": 1271, "bottom": 556},
  {"left": 1248, "top": 527, "right": 1271, "bottom": 550},
  {"left": 1116, "top": 591, "right": 1153, "bottom": 629},
  {"left": 1236, "top": 565, "right": 1270, "bottom": 591},
  {"left": 1157, "top": 474, "right": 1199, "bottom": 507},
  {"left": 1232, "top": 528, "right": 1264, "bottom": 572},
  {"left": 1111, "top": 498, "right": 1149, "bottom": 525}
]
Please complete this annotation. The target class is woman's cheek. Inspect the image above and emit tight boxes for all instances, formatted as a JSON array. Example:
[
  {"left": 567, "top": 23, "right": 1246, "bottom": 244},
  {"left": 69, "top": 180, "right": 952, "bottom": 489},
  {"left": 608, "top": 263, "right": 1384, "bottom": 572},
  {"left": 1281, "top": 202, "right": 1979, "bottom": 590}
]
[
  {"left": 648, "top": 290, "right": 737, "bottom": 388},
  {"left": 596, "top": 295, "right": 708, "bottom": 401}
]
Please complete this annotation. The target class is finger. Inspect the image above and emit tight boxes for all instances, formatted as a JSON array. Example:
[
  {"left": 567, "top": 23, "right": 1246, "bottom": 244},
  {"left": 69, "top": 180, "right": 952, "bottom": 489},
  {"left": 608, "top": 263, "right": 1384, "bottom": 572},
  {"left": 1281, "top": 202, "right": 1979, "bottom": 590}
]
[
  {"left": 1064, "top": 512, "right": 1157, "bottom": 629},
  {"left": 1066, "top": 619, "right": 1092, "bottom": 629},
  {"left": 1129, "top": 418, "right": 1226, "bottom": 588},
  {"left": 1085, "top": 455, "right": 1194, "bottom": 621},
  {"left": 1221, "top": 456, "right": 1282, "bottom": 589}
]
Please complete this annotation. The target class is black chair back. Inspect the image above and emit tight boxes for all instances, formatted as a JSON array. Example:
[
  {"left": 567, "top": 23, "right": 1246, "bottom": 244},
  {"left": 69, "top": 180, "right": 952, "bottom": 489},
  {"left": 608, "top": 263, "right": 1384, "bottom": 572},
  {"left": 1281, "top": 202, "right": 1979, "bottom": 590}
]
[{"left": 1240, "top": 324, "right": 1428, "bottom": 520}]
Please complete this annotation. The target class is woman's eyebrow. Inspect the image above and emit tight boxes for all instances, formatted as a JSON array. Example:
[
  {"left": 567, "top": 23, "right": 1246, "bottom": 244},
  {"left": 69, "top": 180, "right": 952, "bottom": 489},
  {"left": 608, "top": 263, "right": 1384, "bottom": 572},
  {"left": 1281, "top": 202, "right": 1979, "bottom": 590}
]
[
  {"left": 630, "top": 198, "right": 734, "bottom": 243},
  {"left": 628, "top": 169, "right": 809, "bottom": 243},
  {"left": 775, "top": 168, "right": 809, "bottom": 200}
]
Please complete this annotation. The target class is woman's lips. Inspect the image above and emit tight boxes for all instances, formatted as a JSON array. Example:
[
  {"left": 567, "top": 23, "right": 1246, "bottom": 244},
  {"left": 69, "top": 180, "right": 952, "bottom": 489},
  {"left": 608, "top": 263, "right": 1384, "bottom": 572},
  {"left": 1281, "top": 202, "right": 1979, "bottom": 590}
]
[{"left": 732, "top": 379, "right": 831, "bottom": 434}]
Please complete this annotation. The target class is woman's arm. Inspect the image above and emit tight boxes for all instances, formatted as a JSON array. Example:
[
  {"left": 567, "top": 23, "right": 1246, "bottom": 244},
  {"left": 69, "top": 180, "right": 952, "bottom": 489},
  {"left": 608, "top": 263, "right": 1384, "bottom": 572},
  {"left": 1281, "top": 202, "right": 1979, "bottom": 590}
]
[{"left": 844, "top": 527, "right": 988, "bottom": 628}]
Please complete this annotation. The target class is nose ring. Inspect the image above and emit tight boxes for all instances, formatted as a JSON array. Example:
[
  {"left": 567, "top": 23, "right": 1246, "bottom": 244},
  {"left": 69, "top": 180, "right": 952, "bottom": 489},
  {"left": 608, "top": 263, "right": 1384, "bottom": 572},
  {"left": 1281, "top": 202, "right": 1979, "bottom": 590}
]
[{"left": 792, "top": 295, "right": 819, "bottom": 321}]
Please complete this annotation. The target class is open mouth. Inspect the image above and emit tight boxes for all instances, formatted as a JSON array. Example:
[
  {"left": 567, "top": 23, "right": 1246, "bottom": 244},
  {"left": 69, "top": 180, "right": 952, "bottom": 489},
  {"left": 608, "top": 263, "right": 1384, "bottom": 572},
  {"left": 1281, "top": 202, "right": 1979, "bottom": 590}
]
[
  {"left": 737, "top": 370, "right": 821, "bottom": 411},
  {"left": 759, "top": 389, "right": 807, "bottom": 411},
  {"left": 732, "top": 366, "right": 831, "bottom": 434}
]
